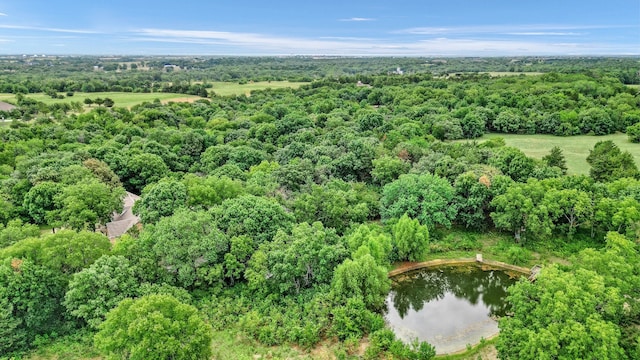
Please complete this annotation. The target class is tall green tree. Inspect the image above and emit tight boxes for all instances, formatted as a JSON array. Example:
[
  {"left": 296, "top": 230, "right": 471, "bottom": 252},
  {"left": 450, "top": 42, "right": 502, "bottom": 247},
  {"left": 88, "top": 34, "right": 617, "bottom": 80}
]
[
  {"left": 143, "top": 209, "right": 229, "bottom": 289},
  {"left": 64, "top": 255, "right": 139, "bottom": 328},
  {"left": 94, "top": 294, "right": 213, "bottom": 360},
  {"left": 331, "top": 253, "right": 390, "bottom": 311},
  {"left": 211, "top": 195, "right": 294, "bottom": 244},
  {"left": 381, "top": 173, "right": 457, "bottom": 228},
  {"left": 587, "top": 140, "right": 639, "bottom": 182},
  {"left": 133, "top": 178, "right": 187, "bottom": 224},
  {"left": 392, "top": 214, "right": 429, "bottom": 262},
  {"left": 542, "top": 146, "right": 568, "bottom": 175},
  {"left": 52, "top": 179, "right": 124, "bottom": 231}
]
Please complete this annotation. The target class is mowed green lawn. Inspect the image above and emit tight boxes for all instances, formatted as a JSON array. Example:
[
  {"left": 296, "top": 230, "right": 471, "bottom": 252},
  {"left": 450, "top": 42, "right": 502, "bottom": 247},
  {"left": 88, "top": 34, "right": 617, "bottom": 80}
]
[
  {"left": 208, "top": 81, "right": 308, "bottom": 96},
  {"left": 479, "top": 133, "right": 640, "bottom": 175},
  {"left": 0, "top": 92, "right": 202, "bottom": 108}
]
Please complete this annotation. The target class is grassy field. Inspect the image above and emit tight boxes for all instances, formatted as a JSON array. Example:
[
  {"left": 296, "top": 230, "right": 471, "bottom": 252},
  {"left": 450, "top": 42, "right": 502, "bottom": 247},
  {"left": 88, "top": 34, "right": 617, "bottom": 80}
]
[
  {"left": 481, "top": 71, "right": 544, "bottom": 77},
  {"left": 0, "top": 92, "right": 202, "bottom": 108},
  {"left": 208, "top": 81, "right": 308, "bottom": 96},
  {"left": 0, "top": 81, "right": 307, "bottom": 107},
  {"left": 475, "top": 133, "right": 640, "bottom": 175}
]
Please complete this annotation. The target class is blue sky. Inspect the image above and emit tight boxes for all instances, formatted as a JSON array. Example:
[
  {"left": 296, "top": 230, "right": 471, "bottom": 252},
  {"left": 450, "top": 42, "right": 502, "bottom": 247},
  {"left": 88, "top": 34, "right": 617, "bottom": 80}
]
[{"left": 0, "top": 0, "right": 638, "bottom": 55}]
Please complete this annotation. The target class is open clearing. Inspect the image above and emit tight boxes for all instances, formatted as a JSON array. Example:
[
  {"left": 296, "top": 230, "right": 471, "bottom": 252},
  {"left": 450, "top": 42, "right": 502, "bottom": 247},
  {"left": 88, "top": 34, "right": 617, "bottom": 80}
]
[
  {"left": 0, "top": 92, "right": 202, "bottom": 109},
  {"left": 208, "top": 81, "right": 308, "bottom": 96},
  {"left": 476, "top": 133, "right": 640, "bottom": 175}
]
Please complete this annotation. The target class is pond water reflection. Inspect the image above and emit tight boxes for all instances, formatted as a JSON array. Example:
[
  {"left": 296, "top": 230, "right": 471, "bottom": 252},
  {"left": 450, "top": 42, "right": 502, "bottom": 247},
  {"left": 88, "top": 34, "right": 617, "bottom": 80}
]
[{"left": 385, "top": 265, "right": 517, "bottom": 354}]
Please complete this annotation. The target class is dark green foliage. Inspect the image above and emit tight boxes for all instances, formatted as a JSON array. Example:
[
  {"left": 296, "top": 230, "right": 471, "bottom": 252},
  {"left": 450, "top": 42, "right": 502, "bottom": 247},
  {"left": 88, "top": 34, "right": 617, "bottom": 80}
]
[
  {"left": 211, "top": 195, "right": 294, "bottom": 244},
  {"left": 133, "top": 177, "right": 187, "bottom": 223},
  {"left": 542, "top": 146, "right": 568, "bottom": 174},
  {"left": 0, "top": 258, "right": 69, "bottom": 354},
  {"left": 587, "top": 140, "right": 639, "bottom": 182},
  {"left": 22, "top": 181, "right": 63, "bottom": 224},
  {"left": 489, "top": 147, "right": 536, "bottom": 182},
  {"left": 121, "top": 153, "right": 170, "bottom": 193},
  {"left": 249, "top": 222, "right": 348, "bottom": 295}
]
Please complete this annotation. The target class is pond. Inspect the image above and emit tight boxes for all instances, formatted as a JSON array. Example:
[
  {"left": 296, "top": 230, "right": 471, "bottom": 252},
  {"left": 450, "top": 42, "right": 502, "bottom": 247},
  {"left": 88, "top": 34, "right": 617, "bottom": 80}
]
[{"left": 385, "top": 265, "right": 519, "bottom": 354}]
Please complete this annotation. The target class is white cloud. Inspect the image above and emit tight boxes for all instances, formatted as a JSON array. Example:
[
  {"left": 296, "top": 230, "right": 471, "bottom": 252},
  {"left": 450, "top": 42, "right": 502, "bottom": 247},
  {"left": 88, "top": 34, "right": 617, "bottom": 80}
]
[
  {"left": 0, "top": 24, "right": 99, "bottom": 34},
  {"left": 0, "top": 12, "right": 7, "bottom": 16},
  {"left": 340, "top": 17, "right": 375, "bottom": 22},
  {"left": 128, "top": 28, "right": 639, "bottom": 55},
  {"left": 396, "top": 24, "right": 629, "bottom": 35},
  {"left": 505, "top": 32, "right": 583, "bottom": 36}
]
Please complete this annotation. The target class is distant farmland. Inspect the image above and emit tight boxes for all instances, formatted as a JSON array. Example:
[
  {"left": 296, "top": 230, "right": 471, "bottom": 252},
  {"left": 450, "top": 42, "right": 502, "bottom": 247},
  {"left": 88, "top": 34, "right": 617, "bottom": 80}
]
[
  {"left": 0, "top": 92, "right": 202, "bottom": 109},
  {"left": 207, "top": 81, "right": 308, "bottom": 96},
  {"left": 476, "top": 133, "right": 640, "bottom": 175}
]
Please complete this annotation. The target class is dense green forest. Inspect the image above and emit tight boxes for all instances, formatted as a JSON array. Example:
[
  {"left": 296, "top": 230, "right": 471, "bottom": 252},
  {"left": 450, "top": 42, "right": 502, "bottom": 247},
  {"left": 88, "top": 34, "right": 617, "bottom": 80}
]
[{"left": 1, "top": 57, "right": 640, "bottom": 359}]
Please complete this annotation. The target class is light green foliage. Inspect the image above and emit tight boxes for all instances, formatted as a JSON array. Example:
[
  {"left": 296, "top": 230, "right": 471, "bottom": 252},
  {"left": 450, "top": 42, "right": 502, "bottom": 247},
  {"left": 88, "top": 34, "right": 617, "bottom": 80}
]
[
  {"left": 329, "top": 297, "right": 384, "bottom": 341},
  {"left": 365, "top": 328, "right": 436, "bottom": 360},
  {"left": 628, "top": 122, "right": 640, "bottom": 143},
  {"left": 133, "top": 177, "right": 187, "bottom": 223},
  {"left": 142, "top": 209, "right": 229, "bottom": 289},
  {"left": 498, "top": 266, "right": 626, "bottom": 359},
  {"left": 505, "top": 246, "right": 532, "bottom": 266},
  {"left": 183, "top": 174, "right": 245, "bottom": 208},
  {"left": 250, "top": 222, "right": 348, "bottom": 294},
  {"left": 94, "top": 294, "right": 213, "bottom": 360},
  {"left": 292, "top": 179, "right": 378, "bottom": 234},
  {"left": 0, "top": 230, "right": 111, "bottom": 276},
  {"left": 53, "top": 178, "right": 125, "bottom": 230},
  {"left": 392, "top": 214, "right": 429, "bottom": 262},
  {"left": 544, "top": 188, "right": 593, "bottom": 237},
  {"left": 371, "top": 155, "right": 411, "bottom": 186},
  {"left": 136, "top": 282, "right": 193, "bottom": 304},
  {"left": 381, "top": 173, "right": 457, "bottom": 228},
  {"left": 595, "top": 197, "right": 640, "bottom": 238},
  {"left": 0, "top": 219, "right": 40, "bottom": 249},
  {"left": 331, "top": 253, "right": 390, "bottom": 311},
  {"left": 64, "top": 255, "right": 139, "bottom": 328},
  {"left": 490, "top": 180, "right": 552, "bottom": 242},
  {"left": 211, "top": 195, "right": 294, "bottom": 244},
  {"left": 346, "top": 224, "right": 392, "bottom": 266},
  {"left": 575, "top": 232, "right": 640, "bottom": 299}
]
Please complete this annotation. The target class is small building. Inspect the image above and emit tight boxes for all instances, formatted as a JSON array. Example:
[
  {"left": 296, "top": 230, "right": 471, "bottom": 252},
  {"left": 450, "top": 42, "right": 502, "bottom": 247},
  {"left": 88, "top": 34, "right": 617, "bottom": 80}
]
[{"left": 105, "top": 192, "right": 141, "bottom": 240}]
